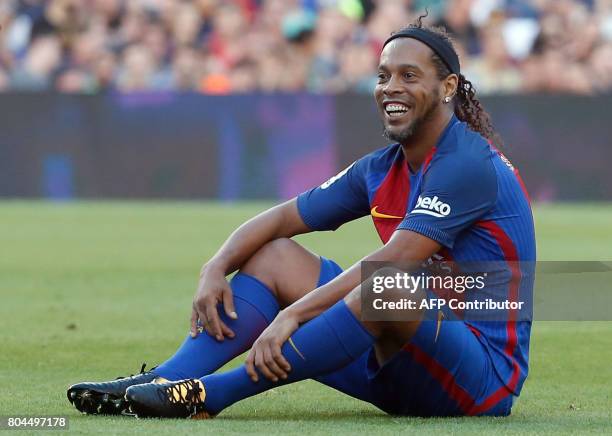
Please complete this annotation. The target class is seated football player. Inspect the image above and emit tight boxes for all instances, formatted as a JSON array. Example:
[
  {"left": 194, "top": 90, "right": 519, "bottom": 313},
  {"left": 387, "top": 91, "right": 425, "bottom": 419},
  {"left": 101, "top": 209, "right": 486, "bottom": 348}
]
[{"left": 67, "top": 19, "right": 535, "bottom": 419}]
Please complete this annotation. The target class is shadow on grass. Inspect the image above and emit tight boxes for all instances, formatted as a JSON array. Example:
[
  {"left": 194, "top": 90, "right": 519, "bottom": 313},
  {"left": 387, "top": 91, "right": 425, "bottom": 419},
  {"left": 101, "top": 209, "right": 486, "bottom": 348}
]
[
  {"left": 220, "top": 410, "right": 387, "bottom": 422},
  {"left": 217, "top": 410, "right": 512, "bottom": 424},
  {"left": 69, "top": 410, "right": 612, "bottom": 434}
]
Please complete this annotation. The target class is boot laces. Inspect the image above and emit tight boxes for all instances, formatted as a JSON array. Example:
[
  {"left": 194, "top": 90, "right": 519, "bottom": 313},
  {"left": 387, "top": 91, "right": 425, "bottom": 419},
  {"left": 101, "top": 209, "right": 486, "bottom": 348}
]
[
  {"left": 164, "top": 380, "right": 203, "bottom": 407},
  {"left": 115, "top": 363, "right": 155, "bottom": 381}
]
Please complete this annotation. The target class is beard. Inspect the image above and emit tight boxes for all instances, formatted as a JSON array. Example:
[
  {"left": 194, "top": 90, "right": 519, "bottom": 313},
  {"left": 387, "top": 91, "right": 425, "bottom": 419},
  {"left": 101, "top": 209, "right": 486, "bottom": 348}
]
[{"left": 382, "top": 94, "right": 441, "bottom": 144}]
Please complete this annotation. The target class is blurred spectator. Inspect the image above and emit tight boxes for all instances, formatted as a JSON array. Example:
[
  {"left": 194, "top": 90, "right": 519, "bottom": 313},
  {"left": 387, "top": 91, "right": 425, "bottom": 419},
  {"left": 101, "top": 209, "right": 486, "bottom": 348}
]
[
  {"left": 0, "top": 0, "right": 609, "bottom": 95},
  {"left": 10, "top": 35, "right": 62, "bottom": 90},
  {"left": 463, "top": 11, "right": 523, "bottom": 94}
]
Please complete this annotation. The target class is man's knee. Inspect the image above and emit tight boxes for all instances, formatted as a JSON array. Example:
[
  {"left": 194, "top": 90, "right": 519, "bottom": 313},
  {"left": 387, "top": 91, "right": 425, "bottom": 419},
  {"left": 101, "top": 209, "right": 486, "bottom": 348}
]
[
  {"left": 239, "top": 238, "right": 321, "bottom": 303},
  {"left": 345, "top": 266, "right": 415, "bottom": 314},
  {"left": 240, "top": 238, "right": 298, "bottom": 280},
  {"left": 344, "top": 266, "right": 425, "bottom": 338}
]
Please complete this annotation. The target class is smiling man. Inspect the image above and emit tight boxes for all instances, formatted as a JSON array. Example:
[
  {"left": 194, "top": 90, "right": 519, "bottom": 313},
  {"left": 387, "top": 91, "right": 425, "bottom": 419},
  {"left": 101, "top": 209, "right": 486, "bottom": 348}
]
[{"left": 67, "top": 19, "right": 535, "bottom": 419}]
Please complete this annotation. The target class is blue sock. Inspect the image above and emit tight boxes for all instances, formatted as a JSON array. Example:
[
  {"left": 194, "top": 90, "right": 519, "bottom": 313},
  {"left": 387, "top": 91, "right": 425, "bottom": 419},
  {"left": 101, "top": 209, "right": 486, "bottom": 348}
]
[
  {"left": 201, "top": 300, "right": 375, "bottom": 414},
  {"left": 154, "top": 273, "right": 279, "bottom": 380}
]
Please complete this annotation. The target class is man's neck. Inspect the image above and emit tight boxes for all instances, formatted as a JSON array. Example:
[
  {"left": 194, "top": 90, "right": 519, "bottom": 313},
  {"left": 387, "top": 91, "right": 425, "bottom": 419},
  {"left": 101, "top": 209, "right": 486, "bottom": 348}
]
[{"left": 401, "top": 111, "right": 454, "bottom": 173}]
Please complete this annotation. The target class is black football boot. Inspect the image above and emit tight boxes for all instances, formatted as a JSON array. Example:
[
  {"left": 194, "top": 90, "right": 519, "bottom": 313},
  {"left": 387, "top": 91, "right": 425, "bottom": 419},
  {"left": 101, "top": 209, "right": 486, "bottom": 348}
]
[
  {"left": 125, "top": 378, "right": 214, "bottom": 419},
  {"left": 67, "top": 364, "right": 159, "bottom": 415}
]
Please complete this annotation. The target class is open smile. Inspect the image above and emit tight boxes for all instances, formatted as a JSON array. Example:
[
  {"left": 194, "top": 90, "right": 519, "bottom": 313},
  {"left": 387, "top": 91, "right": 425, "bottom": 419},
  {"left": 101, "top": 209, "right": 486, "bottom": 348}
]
[{"left": 383, "top": 101, "right": 412, "bottom": 120}]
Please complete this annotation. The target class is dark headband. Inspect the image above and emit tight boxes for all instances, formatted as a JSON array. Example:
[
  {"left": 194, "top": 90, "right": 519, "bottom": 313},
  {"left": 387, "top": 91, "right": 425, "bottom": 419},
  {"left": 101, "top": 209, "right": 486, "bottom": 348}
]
[{"left": 383, "top": 28, "right": 460, "bottom": 75}]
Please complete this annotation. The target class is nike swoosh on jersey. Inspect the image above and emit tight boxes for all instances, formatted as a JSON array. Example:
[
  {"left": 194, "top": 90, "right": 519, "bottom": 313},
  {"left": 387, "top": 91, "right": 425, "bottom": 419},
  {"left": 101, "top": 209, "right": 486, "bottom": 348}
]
[{"left": 370, "top": 206, "right": 403, "bottom": 219}]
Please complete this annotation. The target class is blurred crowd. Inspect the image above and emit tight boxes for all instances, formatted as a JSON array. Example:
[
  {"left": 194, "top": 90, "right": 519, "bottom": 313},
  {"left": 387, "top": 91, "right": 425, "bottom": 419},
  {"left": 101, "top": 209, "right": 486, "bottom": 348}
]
[{"left": 0, "top": 0, "right": 610, "bottom": 95}]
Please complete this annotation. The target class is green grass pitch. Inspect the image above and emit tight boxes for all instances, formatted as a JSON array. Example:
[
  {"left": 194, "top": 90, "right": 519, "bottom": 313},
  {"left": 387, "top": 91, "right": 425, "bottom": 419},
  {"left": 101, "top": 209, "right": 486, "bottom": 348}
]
[{"left": 1, "top": 201, "right": 611, "bottom": 435}]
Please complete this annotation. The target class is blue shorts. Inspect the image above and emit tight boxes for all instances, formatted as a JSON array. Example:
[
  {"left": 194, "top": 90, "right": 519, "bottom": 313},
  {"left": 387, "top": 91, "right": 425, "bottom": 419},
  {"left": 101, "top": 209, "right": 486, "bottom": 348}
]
[{"left": 314, "top": 256, "right": 515, "bottom": 417}]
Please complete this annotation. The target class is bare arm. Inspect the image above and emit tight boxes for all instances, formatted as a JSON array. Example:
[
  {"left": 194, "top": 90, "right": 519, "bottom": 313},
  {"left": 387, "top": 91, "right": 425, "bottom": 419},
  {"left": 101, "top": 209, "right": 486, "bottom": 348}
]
[
  {"left": 192, "top": 198, "right": 310, "bottom": 339},
  {"left": 244, "top": 229, "right": 442, "bottom": 381},
  {"left": 286, "top": 229, "right": 441, "bottom": 323},
  {"left": 203, "top": 198, "right": 310, "bottom": 276}
]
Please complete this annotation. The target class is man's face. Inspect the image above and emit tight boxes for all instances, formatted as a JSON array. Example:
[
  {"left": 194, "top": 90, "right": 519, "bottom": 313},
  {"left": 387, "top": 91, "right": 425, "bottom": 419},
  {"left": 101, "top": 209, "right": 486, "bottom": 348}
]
[{"left": 374, "top": 38, "right": 443, "bottom": 144}]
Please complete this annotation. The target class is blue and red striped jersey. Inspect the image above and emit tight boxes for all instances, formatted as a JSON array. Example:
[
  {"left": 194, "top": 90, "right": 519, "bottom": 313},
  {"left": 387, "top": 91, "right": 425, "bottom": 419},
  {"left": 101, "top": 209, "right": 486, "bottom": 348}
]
[{"left": 297, "top": 115, "right": 536, "bottom": 396}]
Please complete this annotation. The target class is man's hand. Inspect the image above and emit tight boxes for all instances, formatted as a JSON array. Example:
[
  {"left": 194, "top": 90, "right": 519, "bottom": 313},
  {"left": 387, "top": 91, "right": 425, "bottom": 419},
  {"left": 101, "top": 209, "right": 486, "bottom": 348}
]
[
  {"left": 191, "top": 265, "right": 238, "bottom": 340},
  {"left": 245, "top": 310, "right": 298, "bottom": 382}
]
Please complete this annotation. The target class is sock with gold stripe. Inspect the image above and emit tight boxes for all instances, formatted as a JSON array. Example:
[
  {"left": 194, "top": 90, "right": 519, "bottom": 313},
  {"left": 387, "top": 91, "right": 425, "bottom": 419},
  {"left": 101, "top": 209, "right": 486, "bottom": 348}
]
[{"left": 200, "top": 300, "right": 374, "bottom": 414}]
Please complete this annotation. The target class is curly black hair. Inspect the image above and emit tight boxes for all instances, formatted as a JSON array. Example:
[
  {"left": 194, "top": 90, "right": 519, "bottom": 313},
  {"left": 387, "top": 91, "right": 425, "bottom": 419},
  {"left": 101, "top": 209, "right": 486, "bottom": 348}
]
[{"left": 394, "top": 15, "right": 503, "bottom": 148}]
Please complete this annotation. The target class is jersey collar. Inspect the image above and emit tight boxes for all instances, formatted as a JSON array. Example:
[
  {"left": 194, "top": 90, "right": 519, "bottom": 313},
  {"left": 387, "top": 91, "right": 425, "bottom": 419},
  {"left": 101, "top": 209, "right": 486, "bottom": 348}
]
[
  {"left": 402, "top": 114, "right": 459, "bottom": 175},
  {"left": 435, "top": 114, "right": 460, "bottom": 152}
]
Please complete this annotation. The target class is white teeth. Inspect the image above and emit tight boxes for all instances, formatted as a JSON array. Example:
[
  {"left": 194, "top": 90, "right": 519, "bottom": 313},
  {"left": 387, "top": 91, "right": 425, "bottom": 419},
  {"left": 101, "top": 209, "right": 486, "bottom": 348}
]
[{"left": 385, "top": 103, "right": 409, "bottom": 115}]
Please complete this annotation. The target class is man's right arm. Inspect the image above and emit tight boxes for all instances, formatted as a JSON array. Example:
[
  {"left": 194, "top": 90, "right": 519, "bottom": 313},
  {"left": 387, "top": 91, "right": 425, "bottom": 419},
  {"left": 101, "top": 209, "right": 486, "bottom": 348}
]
[
  {"left": 193, "top": 156, "right": 371, "bottom": 340},
  {"left": 192, "top": 198, "right": 311, "bottom": 339}
]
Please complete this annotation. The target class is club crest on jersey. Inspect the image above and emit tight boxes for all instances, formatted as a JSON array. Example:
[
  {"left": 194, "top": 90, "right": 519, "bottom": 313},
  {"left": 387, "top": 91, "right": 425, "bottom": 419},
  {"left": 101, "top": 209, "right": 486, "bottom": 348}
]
[{"left": 412, "top": 196, "right": 451, "bottom": 218}]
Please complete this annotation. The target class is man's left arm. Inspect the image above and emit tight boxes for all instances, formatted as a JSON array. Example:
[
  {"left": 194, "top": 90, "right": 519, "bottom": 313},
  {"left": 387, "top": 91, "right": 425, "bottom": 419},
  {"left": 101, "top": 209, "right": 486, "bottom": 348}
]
[
  {"left": 286, "top": 150, "right": 498, "bottom": 325},
  {"left": 283, "top": 230, "right": 441, "bottom": 324},
  {"left": 244, "top": 229, "right": 441, "bottom": 381},
  {"left": 246, "top": 151, "right": 498, "bottom": 381}
]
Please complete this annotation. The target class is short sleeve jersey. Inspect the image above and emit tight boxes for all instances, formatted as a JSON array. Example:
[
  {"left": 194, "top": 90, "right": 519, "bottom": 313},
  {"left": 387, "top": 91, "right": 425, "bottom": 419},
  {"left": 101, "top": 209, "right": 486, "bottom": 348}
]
[{"left": 297, "top": 115, "right": 536, "bottom": 396}]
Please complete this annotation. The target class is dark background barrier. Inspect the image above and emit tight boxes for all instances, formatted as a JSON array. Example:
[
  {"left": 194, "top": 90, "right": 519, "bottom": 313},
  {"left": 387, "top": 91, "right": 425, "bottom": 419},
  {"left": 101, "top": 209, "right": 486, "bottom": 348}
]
[{"left": 1, "top": 93, "right": 610, "bottom": 201}]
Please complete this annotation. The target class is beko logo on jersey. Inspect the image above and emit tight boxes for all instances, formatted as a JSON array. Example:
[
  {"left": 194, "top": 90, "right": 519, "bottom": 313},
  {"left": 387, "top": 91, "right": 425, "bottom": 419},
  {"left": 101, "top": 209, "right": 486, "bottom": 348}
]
[{"left": 412, "top": 196, "right": 451, "bottom": 218}]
